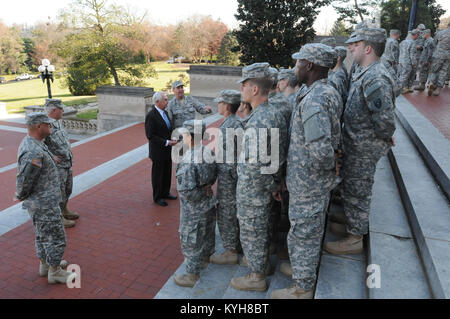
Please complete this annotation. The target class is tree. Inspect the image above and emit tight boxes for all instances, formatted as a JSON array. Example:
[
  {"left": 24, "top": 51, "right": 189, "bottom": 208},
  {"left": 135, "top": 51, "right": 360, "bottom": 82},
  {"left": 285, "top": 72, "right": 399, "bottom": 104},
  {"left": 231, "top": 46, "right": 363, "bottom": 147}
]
[
  {"left": 331, "top": 0, "right": 381, "bottom": 25},
  {"left": 234, "top": 0, "right": 330, "bottom": 68},
  {"left": 217, "top": 31, "right": 241, "bottom": 66},
  {"left": 329, "top": 20, "right": 351, "bottom": 36},
  {"left": 380, "top": 0, "right": 445, "bottom": 39},
  {"left": 0, "top": 22, "right": 26, "bottom": 74},
  {"left": 56, "top": 0, "right": 155, "bottom": 92}
]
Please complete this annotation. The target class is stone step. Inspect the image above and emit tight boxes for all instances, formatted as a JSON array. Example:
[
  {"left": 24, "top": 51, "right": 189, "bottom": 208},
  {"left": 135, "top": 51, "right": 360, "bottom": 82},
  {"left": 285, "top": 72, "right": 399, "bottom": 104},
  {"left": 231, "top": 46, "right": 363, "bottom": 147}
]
[{"left": 388, "top": 119, "right": 450, "bottom": 298}]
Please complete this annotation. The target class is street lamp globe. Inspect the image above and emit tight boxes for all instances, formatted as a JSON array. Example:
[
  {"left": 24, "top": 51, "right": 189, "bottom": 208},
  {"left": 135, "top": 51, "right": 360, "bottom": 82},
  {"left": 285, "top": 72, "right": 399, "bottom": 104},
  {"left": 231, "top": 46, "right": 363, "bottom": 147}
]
[
  {"left": 38, "top": 65, "right": 46, "bottom": 73},
  {"left": 48, "top": 65, "right": 55, "bottom": 73},
  {"left": 42, "top": 59, "right": 51, "bottom": 67}
]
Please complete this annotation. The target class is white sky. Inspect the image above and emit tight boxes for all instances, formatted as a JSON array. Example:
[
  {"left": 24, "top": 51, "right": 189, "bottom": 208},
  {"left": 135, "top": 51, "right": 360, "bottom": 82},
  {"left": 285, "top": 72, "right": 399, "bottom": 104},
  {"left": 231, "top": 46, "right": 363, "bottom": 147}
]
[{"left": 0, "top": 0, "right": 449, "bottom": 34}]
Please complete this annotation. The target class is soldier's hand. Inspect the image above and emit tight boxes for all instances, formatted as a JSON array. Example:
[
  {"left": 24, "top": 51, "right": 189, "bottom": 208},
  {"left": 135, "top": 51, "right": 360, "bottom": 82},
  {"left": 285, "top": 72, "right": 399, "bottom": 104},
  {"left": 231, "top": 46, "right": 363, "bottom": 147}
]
[
  {"left": 53, "top": 156, "right": 62, "bottom": 164},
  {"left": 168, "top": 140, "right": 178, "bottom": 146},
  {"left": 391, "top": 137, "right": 396, "bottom": 147},
  {"left": 272, "top": 191, "right": 282, "bottom": 202},
  {"left": 205, "top": 106, "right": 212, "bottom": 113},
  {"left": 205, "top": 185, "right": 213, "bottom": 196}
]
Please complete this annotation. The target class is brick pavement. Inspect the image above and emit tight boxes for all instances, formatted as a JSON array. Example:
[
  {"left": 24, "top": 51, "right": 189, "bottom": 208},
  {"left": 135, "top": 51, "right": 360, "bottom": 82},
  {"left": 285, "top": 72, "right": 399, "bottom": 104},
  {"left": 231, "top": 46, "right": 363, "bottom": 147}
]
[{"left": 403, "top": 86, "right": 450, "bottom": 141}]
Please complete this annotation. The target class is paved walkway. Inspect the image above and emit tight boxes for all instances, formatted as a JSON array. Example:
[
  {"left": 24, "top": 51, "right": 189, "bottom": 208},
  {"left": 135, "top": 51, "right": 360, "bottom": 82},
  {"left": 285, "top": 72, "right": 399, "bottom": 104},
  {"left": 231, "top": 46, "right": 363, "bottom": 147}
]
[
  {"left": 0, "top": 115, "right": 222, "bottom": 299},
  {"left": 403, "top": 86, "right": 450, "bottom": 141}
]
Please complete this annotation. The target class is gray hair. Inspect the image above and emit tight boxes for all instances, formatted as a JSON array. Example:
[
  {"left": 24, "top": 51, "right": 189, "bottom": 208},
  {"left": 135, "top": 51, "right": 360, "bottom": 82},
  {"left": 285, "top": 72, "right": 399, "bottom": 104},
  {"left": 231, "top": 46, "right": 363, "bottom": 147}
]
[
  {"left": 152, "top": 92, "right": 166, "bottom": 105},
  {"left": 44, "top": 105, "right": 58, "bottom": 114}
]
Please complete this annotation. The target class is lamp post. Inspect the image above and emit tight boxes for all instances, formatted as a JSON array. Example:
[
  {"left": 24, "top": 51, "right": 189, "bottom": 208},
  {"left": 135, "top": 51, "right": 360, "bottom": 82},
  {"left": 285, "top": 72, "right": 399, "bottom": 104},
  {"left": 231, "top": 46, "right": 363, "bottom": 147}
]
[{"left": 38, "top": 59, "right": 55, "bottom": 99}]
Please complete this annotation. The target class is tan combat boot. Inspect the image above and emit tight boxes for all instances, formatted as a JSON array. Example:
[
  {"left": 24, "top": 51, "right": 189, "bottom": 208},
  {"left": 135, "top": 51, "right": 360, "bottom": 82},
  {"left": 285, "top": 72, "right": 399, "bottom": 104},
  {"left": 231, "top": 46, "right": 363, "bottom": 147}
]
[
  {"left": 402, "top": 87, "right": 410, "bottom": 94},
  {"left": 241, "top": 256, "right": 273, "bottom": 276},
  {"left": 413, "top": 83, "right": 425, "bottom": 91},
  {"left": 40, "top": 259, "right": 68, "bottom": 277},
  {"left": 63, "top": 207, "right": 79, "bottom": 220},
  {"left": 270, "top": 283, "right": 313, "bottom": 299},
  {"left": 433, "top": 87, "right": 441, "bottom": 96},
  {"left": 428, "top": 82, "right": 436, "bottom": 96},
  {"left": 324, "top": 234, "right": 364, "bottom": 255},
  {"left": 280, "top": 262, "right": 293, "bottom": 278},
  {"left": 173, "top": 273, "right": 200, "bottom": 288},
  {"left": 48, "top": 266, "right": 77, "bottom": 284},
  {"left": 62, "top": 216, "right": 75, "bottom": 228},
  {"left": 210, "top": 250, "right": 238, "bottom": 265},
  {"left": 330, "top": 222, "right": 348, "bottom": 236},
  {"left": 230, "top": 272, "right": 267, "bottom": 291},
  {"left": 202, "top": 256, "right": 210, "bottom": 269}
]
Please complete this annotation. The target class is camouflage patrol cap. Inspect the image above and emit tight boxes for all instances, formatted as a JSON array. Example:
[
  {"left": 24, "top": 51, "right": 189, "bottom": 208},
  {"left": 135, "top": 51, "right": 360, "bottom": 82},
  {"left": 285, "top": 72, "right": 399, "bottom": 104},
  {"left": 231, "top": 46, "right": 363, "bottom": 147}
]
[
  {"left": 345, "top": 28, "right": 387, "bottom": 44},
  {"left": 390, "top": 29, "right": 401, "bottom": 36},
  {"left": 423, "top": 29, "right": 431, "bottom": 34},
  {"left": 334, "top": 46, "right": 347, "bottom": 59},
  {"left": 26, "top": 112, "right": 55, "bottom": 126},
  {"left": 320, "top": 37, "right": 336, "bottom": 47},
  {"left": 214, "top": 90, "right": 241, "bottom": 105},
  {"left": 181, "top": 119, "right": 206, "bottom": 135},
  {"left": 268, "top": 67, "right": 279, "bottom": 84},
  {"left": 292, "top": 43, "right": 337, "bottom": 68},
  {"left": 411, "top": 29, "right": 420, "bottom": 36},
  {"left": 44, "top": 98, "right": 65, "bottom": 109},
  {"left": 238, "top": 62, "right": 271, "bottom": 83},
  {"left": 172, "top": 80, "right": 184, "bottom": 89},
  {"left": 278, "top": 68, "right": 295, "bottom": 81},
  {"left": 417, "top": 24, "right": 426, "bottom": 30}
]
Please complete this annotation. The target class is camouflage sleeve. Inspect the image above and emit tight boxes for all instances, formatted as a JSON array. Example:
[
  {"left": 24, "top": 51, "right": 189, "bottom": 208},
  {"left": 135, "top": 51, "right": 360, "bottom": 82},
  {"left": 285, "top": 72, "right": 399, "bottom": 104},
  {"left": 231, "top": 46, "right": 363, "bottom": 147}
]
[
  {"left": 364, "top": 79, "right": 396, "bottom": 139},
  {"left": 410, "top": 42, "right": 418, "bottom": 65},
  {"left": 302, "top": 105, "right": 335, "bottom": 170},
  {"left": 16, "top": 152, "right": 43, "bottom": 200},
  {"left": 393, "top": 42, "right": 400, "bottom": 62},
  {"left": 166, "top": 100, "right": 174, "bottom": 122},
  {"left": 190, "top": 97, "right": 209, "bottom": 115}
]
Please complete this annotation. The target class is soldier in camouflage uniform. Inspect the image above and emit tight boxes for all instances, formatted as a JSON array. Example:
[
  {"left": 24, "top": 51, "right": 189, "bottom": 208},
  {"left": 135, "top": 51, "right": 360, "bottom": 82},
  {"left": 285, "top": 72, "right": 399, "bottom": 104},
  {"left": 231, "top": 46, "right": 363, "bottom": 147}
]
[
  {"left": 398, "top": 29, "right": 420, "bottom": 93},
  {"left": 230, "top": 63, "right": 287, "bottom": 292},
  {"left": 44, "top": 99, "right": 78, "bottom": 229},
  {"left": 320, "top": 37, "right": 336, "bottom": 48},
  {"left": 166, "top": 81, "right": 212, "bottom": 129},
  {"left": 328, "top": 46, "right": 349, "bottom": 109},
  {"left": 271, "top": 44, "right": 342, "bottom": 299},
  {"left": 414, "top": 29, "right": 436, "bottom": 91},
  {"left": 277, "top": 68, "right": 298, "bottom": 107},
  {"left": 209, "top": 90, "right": 244, "bottom": 265},
  {"left": 428, "top": 22, "right": 450, "bottom": 96},
  {"left": 415, "top": 24, "right": 426, "bottom": 53},
  {"left": 324, "top": 28, "right": 396, "bottom": 256},
  {"left": 174, "top": 120, "right": 217, "bottom": 288},
  {"left": 381, "top": 29, "right": 401, "bottom": 74},
  {"left": 16, "top": 112, "right": 75, "bottom": 284}
]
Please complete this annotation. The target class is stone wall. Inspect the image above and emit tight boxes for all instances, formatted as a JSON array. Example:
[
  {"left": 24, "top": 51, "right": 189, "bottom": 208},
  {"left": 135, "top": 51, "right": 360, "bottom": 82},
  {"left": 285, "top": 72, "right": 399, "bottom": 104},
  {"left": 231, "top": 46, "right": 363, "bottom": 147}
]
[
  {"left": 95, "top": 86, "right": 154, "bottom": 132},
  {"left": 188, "top": 65, "right": 242, "bottom": 99}
]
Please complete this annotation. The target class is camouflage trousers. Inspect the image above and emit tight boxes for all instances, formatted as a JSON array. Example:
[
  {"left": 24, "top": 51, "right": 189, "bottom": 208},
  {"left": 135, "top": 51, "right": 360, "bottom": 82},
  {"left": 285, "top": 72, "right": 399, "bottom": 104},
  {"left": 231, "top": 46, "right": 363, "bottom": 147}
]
[
  {"left": 179, "top": 207, "right": 216, "bottom": 275},
  {"left": 288, "top": 193, "right": 330, "bottom": 290},
  {"left": 341, "top": 155, "right": 380, "bottom": 236},
  {"left": 268, "top": 192, "right": 290, "bottom": 250},
  {"left": 398, "top": 63, "right": 417, "bottom": 89},
  {"left": 28, "top": 206, "right": 66, "bottom": 267},
  {"left": 428, "top": 57, "right": 450, "bottom": 88},
  {"left": 57, "top": 167, "right": 73, "bottom": 210},
  {"left": 418, "top": 62, "right": 431, "bottom": 84},
  {"left": 216, "top": 170, "right": 239, "bottom": 251},
  {"left": 237, "top": 204, "right": 271, "bottom": 274}
]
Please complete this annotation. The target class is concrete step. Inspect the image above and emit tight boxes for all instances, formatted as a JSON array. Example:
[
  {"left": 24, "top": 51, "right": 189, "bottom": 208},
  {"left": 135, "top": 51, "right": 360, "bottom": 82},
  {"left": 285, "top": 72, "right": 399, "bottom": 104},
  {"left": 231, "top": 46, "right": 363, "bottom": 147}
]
[{"left": 389, "top": 119, "right": 450, "bottom": 298}]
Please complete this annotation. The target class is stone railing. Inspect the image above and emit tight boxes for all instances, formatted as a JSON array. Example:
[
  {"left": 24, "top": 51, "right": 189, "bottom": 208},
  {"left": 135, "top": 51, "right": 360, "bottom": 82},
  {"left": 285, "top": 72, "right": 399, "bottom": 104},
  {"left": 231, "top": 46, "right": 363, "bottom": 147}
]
[{"left": 62, "top": 118, "right": 98, "bottom": 135}]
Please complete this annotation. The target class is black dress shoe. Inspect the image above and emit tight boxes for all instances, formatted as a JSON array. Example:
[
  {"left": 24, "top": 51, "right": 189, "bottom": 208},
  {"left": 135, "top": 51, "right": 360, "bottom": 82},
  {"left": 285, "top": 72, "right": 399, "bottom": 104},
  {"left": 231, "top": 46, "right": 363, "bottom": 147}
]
[
  {"left": 164, "top": 194, "right": 178, "bottom": 200},
  {"left": 155, "top": 199, "right": 168, "bottom": 207}
]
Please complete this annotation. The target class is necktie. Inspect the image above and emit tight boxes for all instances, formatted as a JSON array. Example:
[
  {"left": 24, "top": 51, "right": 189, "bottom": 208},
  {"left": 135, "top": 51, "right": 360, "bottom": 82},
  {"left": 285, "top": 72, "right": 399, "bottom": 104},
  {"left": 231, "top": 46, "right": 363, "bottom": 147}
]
[{"left": 162, "top": 110, "right": 171, "bottom": 130}]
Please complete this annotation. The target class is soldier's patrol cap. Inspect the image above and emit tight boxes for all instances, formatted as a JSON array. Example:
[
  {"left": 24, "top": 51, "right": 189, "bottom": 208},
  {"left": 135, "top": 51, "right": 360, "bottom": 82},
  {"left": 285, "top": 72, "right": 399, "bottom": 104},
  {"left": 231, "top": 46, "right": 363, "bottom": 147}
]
[
  {"left": 411, "top": 29, "right": 420, "bottom": 36},
  {"left": 417, "top": 24, "right": 426, "bottom": 30},
  {"left": 44, "top": 98, "right": 65, "bottom": 109},
  {"left": 172, "top": 80, "right": 184, "bottom": 89},
  {"left": 423, "top": 29, "right": 431, "bottom": 34},
  {"left": 345, "top": 28, "right": 387, "bottom": 44},
  {"left": 268, "top": 67, "right": 279, "bottom": 83},
  {"left": 292, "top": 43, "right": 337, "bottom": 68},
  {"left": 214, "top": 90, "right": 241, "bottom": 105},
  {"left": 390, "top": 29, "right": 401, "bottom": 36},
  {"left": 238, "top": 62, "right": 271, "bottom": 83},
  {"left": 180, "top": 119, "right": 206, "bottom": 135},
  {"left": 320, "top": 37, "right": 336, "bottom": 47},
  {"left": 26, "top": 112, "right": 55, "bottom": 126},
  {"left": 278, "top": 68, "right": 295, "bottom": 81},
  {"left": 334, "top": 46, "right": 347, "bottom": 59}
]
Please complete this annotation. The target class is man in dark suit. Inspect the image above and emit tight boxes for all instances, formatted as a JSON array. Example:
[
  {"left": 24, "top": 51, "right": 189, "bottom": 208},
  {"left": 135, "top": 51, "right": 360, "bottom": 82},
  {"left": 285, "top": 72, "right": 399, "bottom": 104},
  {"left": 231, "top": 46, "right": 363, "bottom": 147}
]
[{"left": 145, "top": 92, "right": 178, "bottom": 207}]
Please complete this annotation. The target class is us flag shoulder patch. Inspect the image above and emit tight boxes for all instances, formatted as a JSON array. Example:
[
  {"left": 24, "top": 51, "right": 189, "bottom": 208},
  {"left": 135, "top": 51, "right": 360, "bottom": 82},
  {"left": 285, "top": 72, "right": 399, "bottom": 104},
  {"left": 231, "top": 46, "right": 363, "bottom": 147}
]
[{"left": 31, "top": 158, "right": 42, "bottom": 168}]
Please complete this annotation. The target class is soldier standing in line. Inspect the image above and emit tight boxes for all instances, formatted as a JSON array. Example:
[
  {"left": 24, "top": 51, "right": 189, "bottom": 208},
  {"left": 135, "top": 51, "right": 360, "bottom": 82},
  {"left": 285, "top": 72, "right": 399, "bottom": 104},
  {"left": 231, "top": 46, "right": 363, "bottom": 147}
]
[
  {"left": 427, "top": 22, "right": 450, "bottom": 97},
  {"left": 381, "top": 29, "right": 401, "bottom": 74},
  {"left": 230, "top": 63, "right": 286, "bottom": 292},
  {"left": 166, "top": 81, "right": 212, "bottom": 130},
  {"left": 328, "top": 46, "right": 349, "bottom": 109},
  {"left": 271, "top": 43, "right": 342, "bottom": 299},
  {"left": 173, "top": 120, "right": 217, "bottom": 288},
  {"left": 15, "top": 112, "right": 75, "bottom": 284},
  {"left": 209, "top": 90, "right": 244, "bottom": 265},
  {"left": 324, "top": 28, "right": 396, "bottom": 255},
  {"left": 414, "top": 29, "right": 436, "bottom": 91},
  {"left": 398, "top": 29, "right": 420, "bottom": 93},
  {"left": 44, "top": 99, "right": 78, "bottom": 229},
  {"left": 277, "top": 69, "right": 298, "bottom": 107}
]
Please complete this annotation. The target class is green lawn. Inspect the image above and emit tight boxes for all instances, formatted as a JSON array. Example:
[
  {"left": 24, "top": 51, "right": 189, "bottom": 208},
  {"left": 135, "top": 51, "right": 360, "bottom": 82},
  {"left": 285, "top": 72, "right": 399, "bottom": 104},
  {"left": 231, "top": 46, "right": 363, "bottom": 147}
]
[{"left": 0, "top": 62, "right": 190, "bottom": 113}]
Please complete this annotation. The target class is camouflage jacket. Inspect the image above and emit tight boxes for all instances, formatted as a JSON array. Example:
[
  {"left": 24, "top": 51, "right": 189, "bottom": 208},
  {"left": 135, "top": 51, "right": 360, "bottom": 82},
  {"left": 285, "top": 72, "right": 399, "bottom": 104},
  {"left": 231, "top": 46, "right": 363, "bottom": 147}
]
[
  {"left": 328, "top": 67, "right": 349, "bottom": 107},
  {"left": 216, "top": 114, "right": 244, "bottom": 177},
  {"left": 382, "top": 38, "right": 400, "bottom": 64},
  {"left": 399, "top": 39, "right": 418, "bottom": 66},
  {"left": 419, "top": 37, "right": 436, "bottom": 64},
  {"left": 16, "top": 135, "right": 62, "bottom": 209},
  {"left": 286, "top": 78, "right": 342, "bottom": 197},
  {"left": 343, "top": 61, "right": 396, "bottom": 159},
  {"left": 167, "top": 96, "right": 210, "bottom": 129},
  {"left": 433, "top": 29, "right": 450, "bottom": 58},
  {"left": 44, "top": 119, "right": 73, "bottom": 169}
]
